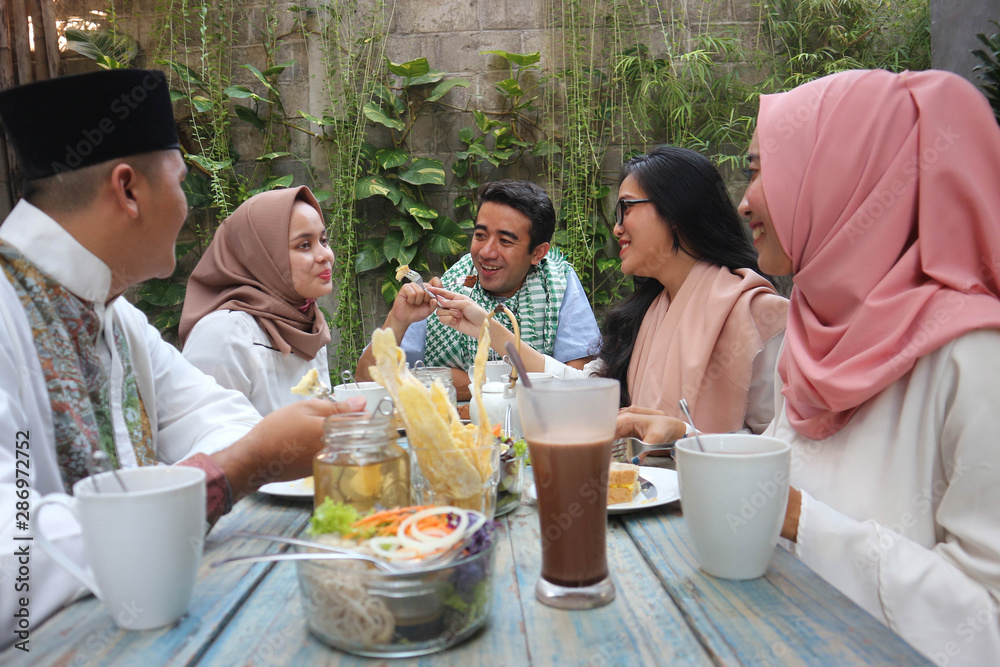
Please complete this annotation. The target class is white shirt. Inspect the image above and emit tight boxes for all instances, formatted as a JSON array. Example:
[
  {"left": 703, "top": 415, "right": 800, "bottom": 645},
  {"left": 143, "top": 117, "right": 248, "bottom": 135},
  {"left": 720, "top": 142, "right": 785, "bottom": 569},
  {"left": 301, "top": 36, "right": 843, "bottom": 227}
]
[
  {"left": 543, "top": 332, "right": 784, "bottom": 434},
  {"left": 0, "top": 201, "right": 261, "bottom": 646},
  {"left": 183, "top": 310, "right": 330, "bottom": 416},
  {"left": 767, "top": 329, "right": 1000, "bottom": 665}
]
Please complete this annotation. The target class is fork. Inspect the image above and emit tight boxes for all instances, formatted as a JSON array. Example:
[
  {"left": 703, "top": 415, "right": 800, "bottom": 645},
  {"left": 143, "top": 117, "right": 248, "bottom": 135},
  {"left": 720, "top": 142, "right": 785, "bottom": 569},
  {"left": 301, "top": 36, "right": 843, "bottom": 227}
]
[
  {"left": 402, "top": 268, "right": 440, "bottom": 304},
  {"left": 611, "top": 437, "right": 676, "bottom": 464}
]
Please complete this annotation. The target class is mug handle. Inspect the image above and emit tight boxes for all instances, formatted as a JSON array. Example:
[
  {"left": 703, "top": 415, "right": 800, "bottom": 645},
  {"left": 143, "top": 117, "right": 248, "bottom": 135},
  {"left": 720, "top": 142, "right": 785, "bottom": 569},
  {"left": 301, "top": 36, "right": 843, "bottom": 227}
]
[{"left": 34, "top": 495, "right": 102, "bottom": 599}]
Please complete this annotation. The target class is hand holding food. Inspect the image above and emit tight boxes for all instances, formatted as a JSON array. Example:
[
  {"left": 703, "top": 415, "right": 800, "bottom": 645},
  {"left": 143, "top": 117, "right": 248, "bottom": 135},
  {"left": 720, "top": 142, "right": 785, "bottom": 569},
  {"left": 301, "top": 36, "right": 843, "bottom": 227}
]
[
  {"left": 291, "top": 368, "right": 328, "bottom": 398},
  {"left": 387, "top": 278, "right": 442, "bottom": 327},
  {"left": 428, "top": 288, "right": 490, "bottom": 338}
]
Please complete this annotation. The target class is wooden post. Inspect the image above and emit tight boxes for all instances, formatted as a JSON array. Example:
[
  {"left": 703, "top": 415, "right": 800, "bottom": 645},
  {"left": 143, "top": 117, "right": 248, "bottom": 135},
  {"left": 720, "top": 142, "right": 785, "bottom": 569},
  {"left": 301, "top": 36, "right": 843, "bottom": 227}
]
[
  {"left": 0, "top": 0, "right": 20, "bottom": 208},
  {"left": 28, "top": 0, "right": 58, "bottom": 81},
  {"left": 9, "top": 0, "right": 31, "bottom": 86}
]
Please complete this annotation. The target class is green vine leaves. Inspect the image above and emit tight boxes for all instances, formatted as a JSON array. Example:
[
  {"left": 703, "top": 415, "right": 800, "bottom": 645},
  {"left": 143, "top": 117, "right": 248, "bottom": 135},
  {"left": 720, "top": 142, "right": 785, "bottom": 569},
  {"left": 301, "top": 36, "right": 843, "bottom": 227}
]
[{"left": 352, "top": 56, "right": 471, "bottom": 304}]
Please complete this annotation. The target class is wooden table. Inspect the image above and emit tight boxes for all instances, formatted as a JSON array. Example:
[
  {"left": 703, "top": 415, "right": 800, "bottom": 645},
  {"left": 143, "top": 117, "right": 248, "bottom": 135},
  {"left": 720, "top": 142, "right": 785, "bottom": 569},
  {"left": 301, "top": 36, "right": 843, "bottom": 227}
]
[{"left": 4, "top": 470, "right": 932, "bottom": 666}]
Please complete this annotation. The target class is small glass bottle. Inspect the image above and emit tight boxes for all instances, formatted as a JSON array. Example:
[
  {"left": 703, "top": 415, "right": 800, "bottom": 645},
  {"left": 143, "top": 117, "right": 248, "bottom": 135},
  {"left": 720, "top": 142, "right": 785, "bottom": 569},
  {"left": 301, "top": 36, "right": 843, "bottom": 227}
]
[
  {"left": 313, "top": 412, "right": 410, "bottom": 512},
  {"left": 411, "top": 365, "right": 457, "bottom": 406}
]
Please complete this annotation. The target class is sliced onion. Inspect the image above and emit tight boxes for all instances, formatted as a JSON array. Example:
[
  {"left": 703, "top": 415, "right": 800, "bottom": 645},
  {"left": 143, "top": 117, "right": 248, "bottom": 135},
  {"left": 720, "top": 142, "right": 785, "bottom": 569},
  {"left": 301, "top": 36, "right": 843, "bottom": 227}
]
[{"left": 397, "top": 506, "right": 467, "bottom": 551}]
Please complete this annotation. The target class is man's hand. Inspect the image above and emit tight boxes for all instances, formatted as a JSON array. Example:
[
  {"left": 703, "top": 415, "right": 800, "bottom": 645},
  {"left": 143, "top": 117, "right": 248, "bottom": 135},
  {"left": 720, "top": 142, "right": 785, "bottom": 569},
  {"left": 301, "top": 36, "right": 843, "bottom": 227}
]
[
  {"left": 356, "top": 277, "right": 442, "bottom": 381},
  {"left": 211, "top": 396, "right": 366, "bottom": 501},
  {"left": 615, "top": 406, "right": 688, "bottom": 443},
  {"left": 431, "top": 287, "right": 489, "bottom": 338},
  {"left": 389, "top": 277, "right": 442, "bottom": 328}
]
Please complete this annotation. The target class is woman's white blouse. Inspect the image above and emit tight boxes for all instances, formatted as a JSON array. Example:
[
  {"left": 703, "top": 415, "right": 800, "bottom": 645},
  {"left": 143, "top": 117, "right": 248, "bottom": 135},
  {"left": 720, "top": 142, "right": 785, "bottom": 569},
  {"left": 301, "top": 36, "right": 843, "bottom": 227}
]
[
  {"left": 182, "top": 310, "right": 330, "bottom": 415},
  {"left": 767, "top": 329, "right": 1000, "bottom": 666}
]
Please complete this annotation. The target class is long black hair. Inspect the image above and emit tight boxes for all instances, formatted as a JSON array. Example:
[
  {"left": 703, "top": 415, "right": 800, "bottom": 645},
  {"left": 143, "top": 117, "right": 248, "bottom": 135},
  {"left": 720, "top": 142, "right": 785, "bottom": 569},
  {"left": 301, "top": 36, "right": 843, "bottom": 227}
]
[{"left": 597, "top": 145, "right": 763, "bottom": 406}]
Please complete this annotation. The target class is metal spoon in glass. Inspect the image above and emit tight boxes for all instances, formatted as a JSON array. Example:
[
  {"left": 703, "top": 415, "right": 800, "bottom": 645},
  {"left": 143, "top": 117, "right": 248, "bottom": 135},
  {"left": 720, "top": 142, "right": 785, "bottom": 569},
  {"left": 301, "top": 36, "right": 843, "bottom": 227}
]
[{"left": 678, "top": 398, "right": 706, "bottom": 453}]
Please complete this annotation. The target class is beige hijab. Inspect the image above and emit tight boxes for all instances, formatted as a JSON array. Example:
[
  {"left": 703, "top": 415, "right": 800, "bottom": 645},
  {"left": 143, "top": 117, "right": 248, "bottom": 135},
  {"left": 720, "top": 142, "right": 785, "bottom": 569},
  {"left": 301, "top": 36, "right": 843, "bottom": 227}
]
[
  {"left": 627, "top": 262, "right": 787, "bottom": 433},
  {"left": 179, "top": 186, "right": 331, "bottom": 360}
]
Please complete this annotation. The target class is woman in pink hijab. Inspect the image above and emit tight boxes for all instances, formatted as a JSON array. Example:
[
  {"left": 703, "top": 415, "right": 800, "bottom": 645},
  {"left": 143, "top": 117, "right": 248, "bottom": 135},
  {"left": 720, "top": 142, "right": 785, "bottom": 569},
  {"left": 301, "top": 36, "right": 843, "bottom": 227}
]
[
  {"left": 179, "top": 186, "right": 334, "bottom": 415},
  {"left": 739, "top": 70, "right": 1000, "bottom": 664}
]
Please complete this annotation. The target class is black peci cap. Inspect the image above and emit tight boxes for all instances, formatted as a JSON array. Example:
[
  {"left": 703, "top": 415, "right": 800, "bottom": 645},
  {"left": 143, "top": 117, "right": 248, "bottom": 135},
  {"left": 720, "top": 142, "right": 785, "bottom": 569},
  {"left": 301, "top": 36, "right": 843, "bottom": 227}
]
[{"left": 0, "top": 69, "right": 180, "bottom": 181}]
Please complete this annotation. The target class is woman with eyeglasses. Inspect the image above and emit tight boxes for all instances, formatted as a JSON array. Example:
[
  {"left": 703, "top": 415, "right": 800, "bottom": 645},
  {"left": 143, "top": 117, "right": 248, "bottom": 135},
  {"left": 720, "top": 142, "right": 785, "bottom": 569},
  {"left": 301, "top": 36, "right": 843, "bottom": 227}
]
[{"left": 431, "top": 145, "right": 788, "bottom": 435}]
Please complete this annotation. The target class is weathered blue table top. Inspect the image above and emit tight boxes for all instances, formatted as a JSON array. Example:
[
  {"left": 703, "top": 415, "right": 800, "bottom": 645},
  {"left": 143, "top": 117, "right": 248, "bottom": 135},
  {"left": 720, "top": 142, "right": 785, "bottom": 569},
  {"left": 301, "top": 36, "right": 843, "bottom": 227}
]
[{"left": 3, "top": 470, "right": 931, "bottom": 666}]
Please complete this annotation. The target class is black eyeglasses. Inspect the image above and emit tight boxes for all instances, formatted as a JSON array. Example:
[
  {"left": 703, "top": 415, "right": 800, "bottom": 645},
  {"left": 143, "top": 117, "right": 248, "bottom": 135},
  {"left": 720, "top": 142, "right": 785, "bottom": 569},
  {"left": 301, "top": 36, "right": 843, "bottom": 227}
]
[{"left": 615, "top": 199, "right": 652, "bottom": 227}]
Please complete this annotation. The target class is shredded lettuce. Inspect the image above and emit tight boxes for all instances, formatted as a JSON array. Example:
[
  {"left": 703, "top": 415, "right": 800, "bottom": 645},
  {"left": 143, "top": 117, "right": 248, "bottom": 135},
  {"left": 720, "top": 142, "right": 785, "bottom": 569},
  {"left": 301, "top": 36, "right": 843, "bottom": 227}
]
[
  {"left": 309, "top": 498, "right": 361, "bottom": 536},
  {"left": 511, "top": 438, "right": 528, "bottom": 460}
]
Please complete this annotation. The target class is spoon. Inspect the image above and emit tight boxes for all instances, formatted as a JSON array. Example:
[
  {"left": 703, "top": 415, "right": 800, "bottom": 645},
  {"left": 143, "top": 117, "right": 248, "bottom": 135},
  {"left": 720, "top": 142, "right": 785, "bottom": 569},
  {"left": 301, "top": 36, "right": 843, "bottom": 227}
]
[
  {"left": 211, "top": 550, "right": 401, "bottom": 572},
  {"left": 678, "top": 398, "right": 706, "bottom": 453},
  {"left": 90, "top": 450, "right": 128, "bottom": 493},
  {"left": 219, "top": 531, "right": 402, "bottom": 573}
]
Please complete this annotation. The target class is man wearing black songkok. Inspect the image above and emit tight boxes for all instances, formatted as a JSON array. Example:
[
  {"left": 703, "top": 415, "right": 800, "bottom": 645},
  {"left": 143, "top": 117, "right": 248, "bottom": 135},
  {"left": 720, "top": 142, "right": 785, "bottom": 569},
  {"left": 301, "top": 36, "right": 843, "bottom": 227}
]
[{"left": 0, "top": 69, "right": 360, "bottom": 642}]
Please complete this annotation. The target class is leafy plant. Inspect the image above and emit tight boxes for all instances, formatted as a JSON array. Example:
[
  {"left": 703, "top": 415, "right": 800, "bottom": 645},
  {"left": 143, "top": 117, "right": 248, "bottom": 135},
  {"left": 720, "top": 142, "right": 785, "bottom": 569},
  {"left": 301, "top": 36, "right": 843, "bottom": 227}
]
[
  {"left": 451, "top": 50, "right": 551, "bottom": 228},
  {"left": 64, "top": 28, "right": 137, "bottom": 69},
  {"left": 353, "top": 56, "right": 471, "bottom": 304},
  {"left": 973, "top": 21, "right": 1000, "bottom": 125}
]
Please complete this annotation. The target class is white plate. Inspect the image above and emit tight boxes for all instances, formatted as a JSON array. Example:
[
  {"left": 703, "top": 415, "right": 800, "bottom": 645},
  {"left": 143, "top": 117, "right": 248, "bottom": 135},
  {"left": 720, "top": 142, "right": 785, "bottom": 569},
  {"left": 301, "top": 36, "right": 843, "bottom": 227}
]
[
  {"left": 258, "top": 477, "right": 314, "bottom": 500},
  {"left": 528, "top": 467, "right": 679, "bottom": 515}
]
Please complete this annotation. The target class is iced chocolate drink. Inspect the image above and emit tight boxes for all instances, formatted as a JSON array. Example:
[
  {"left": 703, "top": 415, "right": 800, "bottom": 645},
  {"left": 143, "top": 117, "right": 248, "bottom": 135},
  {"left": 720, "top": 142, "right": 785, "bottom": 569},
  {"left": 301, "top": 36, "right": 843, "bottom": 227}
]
[{"left": 518, "top": 378, "right": 619, "bottom": 609}]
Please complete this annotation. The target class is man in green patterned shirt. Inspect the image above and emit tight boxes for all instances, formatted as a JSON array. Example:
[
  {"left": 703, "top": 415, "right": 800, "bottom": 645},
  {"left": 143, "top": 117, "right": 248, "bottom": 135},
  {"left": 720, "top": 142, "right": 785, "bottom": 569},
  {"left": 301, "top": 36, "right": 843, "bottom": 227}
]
[{"left": 356, "top": 180, "right": 600, "bottom": 400}]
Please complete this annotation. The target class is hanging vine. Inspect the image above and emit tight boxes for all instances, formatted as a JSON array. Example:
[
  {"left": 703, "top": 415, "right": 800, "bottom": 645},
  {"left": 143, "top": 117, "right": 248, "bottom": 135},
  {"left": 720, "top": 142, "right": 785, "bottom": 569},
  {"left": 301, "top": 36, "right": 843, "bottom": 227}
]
[{"left": 304, "top": 0, "right": 391, "bottom": 371}]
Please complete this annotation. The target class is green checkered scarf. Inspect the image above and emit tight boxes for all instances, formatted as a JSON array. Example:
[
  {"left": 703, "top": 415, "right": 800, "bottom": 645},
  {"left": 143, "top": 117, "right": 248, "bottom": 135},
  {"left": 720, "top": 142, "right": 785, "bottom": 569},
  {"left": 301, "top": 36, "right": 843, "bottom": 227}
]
[{"left": 424, "top": 249, "right": 570, "bottom": 369}]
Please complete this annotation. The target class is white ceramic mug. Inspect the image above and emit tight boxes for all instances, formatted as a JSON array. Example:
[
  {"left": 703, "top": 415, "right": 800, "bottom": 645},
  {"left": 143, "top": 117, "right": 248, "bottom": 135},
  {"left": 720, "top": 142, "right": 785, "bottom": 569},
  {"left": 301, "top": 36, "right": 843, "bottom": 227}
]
[
  {"left": 332, "top": 381, "right": 391, "bottom": 412},
  {"left": 675, "top": 433, "right": 791, "bottom": 580},
  {"left": 35, "top": 466, "right": 206, "bottom": 630}
]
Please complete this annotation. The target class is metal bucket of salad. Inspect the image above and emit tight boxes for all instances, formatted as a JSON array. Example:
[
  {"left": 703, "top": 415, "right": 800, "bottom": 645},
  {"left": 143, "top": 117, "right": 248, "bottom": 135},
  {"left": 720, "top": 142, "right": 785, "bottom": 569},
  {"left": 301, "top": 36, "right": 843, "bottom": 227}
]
[{"left": 296, "top": 500, "right": 498, "bottom": 657}]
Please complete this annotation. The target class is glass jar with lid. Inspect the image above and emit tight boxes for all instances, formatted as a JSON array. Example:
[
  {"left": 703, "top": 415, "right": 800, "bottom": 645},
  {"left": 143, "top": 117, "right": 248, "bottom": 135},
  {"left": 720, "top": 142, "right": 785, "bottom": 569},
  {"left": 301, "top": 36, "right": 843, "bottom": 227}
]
[
  {"left": 411, "top": 363, "right": 457, "bottom": 406},
  {"left": 313, "top": 412, "right": 410, "bottom": 512}
]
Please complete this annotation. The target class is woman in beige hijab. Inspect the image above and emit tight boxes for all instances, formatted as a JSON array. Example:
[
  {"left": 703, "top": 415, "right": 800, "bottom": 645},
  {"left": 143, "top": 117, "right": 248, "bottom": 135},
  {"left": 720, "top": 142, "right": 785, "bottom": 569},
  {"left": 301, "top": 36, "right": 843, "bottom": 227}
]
[{"left": 179, "top": 186, "right": 334, "bottom": 415}]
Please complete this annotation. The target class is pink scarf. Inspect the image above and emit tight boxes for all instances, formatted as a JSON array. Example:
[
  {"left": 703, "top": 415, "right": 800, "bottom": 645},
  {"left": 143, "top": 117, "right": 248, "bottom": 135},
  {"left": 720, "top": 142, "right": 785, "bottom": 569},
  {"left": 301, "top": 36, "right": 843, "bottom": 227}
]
[
  {"left": 628, "top": 262, "right": 787, "bottom": 433},
  {"left": 179, "top": 186, "right": 331, "bottom": 361},
  {"left": 758, "top": 69, "right": 1000, "bottom": 440}
]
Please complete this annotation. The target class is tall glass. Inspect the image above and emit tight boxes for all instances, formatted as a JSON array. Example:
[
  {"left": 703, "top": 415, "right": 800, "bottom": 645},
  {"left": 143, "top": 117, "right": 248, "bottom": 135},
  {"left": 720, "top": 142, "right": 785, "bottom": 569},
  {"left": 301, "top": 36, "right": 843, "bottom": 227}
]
[{"left": 517, "top": 378, "right": 619, "bottom": 609}]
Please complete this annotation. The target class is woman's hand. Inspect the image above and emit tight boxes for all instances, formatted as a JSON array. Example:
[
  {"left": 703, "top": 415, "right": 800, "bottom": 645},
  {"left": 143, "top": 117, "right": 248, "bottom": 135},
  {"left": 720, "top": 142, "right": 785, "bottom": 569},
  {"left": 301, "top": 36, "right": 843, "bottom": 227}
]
[
  {"left": 429, "top": 286, "right": 489, "bottom": 338},
  {"left": 615, "top": 406, "right": 688, "bottom": 443}
]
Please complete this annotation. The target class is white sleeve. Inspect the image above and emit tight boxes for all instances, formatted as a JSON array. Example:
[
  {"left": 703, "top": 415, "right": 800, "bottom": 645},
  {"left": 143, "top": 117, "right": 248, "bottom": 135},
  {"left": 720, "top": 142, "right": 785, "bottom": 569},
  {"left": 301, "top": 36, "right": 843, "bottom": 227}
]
[
  {"left": 121, "top": 305, "right": 261, "bottom": 464},
  {"left": 743, "top": 331, "right": 782, "bottom": 434},
  {"left": 794, "top": 335, "right": 1000, "bottom": 665},
  {"left": 182, "top": 311, "right": 258, "bottom": 400},
  {"left": 542, "top": 355, "right": 603, "bottom": 378}
]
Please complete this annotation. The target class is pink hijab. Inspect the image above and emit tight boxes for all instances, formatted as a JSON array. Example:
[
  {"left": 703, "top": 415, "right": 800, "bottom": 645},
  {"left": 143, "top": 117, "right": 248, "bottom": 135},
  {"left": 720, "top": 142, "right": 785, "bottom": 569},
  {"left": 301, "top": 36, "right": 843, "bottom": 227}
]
[
  {"left": 179, "top": 186, "right": 331, "bottom": 360},
  {"left": 758, "top": 69, "right": 1000, "bottom": 440}
]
